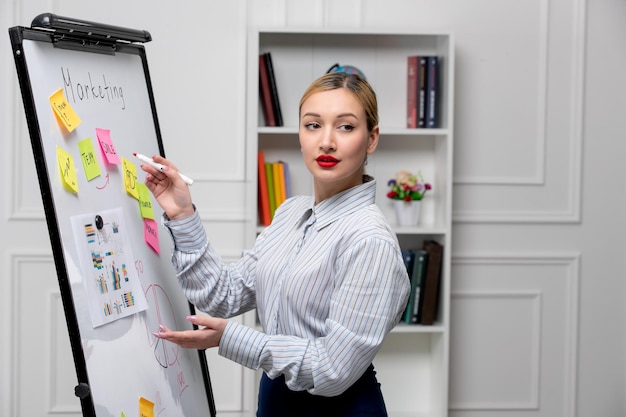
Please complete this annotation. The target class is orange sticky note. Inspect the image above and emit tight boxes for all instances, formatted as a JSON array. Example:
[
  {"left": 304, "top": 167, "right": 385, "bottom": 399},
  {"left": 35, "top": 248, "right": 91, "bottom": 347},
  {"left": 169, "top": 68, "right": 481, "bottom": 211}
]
[
  {"left": 96, "top": 128, "right": 121, "bottom": 165},
  {"left": 78, "top": 137, "right": 101, "bottom": 181},
  {"left": 139, "top": 397, "right": 154, "bottom": 417},
  {"left": 144, "top": 218, "right": 160, "bottom": 254},
  {"left": 56, "top": 145, "right": 79, "bottom": 193},
  {"left": 50, "top": 88, "right": 81, "bottom": 132},
  {"left": 122, "top": 157, "right": 139, "bottom": 200}
]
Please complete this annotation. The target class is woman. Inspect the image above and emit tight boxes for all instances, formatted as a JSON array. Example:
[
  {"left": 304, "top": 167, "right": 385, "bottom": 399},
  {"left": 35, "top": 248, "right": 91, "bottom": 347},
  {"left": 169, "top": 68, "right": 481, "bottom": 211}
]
[{"left": 143, "top": 72, "right": 410, "bottom": 416}]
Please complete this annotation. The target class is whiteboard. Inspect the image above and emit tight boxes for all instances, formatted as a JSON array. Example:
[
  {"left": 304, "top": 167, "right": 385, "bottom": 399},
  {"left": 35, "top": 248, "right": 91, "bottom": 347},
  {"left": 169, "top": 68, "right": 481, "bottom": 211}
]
[{"left": 10, "top": 21, "right": 215, "bottom": 417}]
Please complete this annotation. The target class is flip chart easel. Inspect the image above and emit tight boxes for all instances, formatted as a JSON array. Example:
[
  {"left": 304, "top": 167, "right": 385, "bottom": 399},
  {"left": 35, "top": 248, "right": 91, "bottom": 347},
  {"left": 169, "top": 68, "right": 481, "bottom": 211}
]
[{"left": 9, "top": 13, "right": 216, "bottom": 417}]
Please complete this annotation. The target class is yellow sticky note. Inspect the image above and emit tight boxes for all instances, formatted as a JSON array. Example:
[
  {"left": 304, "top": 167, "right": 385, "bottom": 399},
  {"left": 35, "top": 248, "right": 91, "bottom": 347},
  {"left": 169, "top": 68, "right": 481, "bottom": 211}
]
[
  {"left": 137, "top": 183, "right": 155, "bottom": 219},
  {"left": 139, "top": 397, "right": 154, "bottom": 417},
  {"left": 78, "top": 138, "right": 101, "bottom": 181},
  {"left": 56, "top": 146, "right": 79, "bottom": 193},
  {"left": 50, "top": 88, "right": 82, "bottom": 132},
  {"left": 122, "top": 157, "right": 139, "bottom": 200}
]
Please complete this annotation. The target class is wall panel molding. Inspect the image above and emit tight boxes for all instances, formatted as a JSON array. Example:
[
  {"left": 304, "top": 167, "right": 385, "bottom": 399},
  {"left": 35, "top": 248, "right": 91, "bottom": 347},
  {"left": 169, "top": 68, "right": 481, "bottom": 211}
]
[
  {"left": 451, "top": 290, "right": 542, "bottom": 410},
  {"left": 449, "top": 252, "right": 579, "bottom": 416},
  {"left": 452, "top": 0, "right": 586, "bottom": 224}
]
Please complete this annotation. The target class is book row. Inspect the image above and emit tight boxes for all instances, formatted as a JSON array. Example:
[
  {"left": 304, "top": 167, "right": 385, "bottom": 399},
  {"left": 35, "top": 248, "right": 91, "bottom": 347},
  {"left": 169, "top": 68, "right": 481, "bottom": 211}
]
[
  {"left": 401, "top": 240, "right": 443, "bottom": 325},
  {"left": 257, "top": 151, "right": 291, "bottom": 226},
  {"left": 406, "top": 55, "right": 440, "bottom": 129}
]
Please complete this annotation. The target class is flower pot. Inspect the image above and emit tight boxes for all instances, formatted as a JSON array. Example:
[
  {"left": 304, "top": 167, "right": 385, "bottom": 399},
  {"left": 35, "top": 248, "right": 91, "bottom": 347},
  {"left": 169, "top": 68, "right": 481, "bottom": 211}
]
[{"left": 393, "top": 199, "right": 421, "bottom": 226}]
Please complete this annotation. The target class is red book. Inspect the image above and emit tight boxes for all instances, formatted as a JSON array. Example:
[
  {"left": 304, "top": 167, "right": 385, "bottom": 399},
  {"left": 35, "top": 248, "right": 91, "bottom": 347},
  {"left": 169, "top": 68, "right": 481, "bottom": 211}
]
[
  {"left": 407, "top": 55, "right": 419, "bottom": 128},
  {"left": 257, "top": 151, "right": 271, "bottom": 226},
  {"left": 259, "top": 53, "right": 276, "bottom": 126}
]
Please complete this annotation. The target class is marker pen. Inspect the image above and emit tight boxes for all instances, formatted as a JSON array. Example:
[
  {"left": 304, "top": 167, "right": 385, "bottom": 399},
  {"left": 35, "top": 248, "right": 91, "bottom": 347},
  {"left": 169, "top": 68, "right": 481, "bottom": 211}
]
[{"left": 133, "top": 153, "right": 194, "bottom": 186}]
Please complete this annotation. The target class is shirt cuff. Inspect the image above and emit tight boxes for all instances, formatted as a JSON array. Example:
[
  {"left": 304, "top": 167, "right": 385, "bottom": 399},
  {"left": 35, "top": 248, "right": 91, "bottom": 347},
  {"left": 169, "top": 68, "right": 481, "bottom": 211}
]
[
  {"left": 218, "top": 321, "right": 267, "bottom": 370},
  {"left": 162, "top": 206, "right": 207, "bottom": 251}
]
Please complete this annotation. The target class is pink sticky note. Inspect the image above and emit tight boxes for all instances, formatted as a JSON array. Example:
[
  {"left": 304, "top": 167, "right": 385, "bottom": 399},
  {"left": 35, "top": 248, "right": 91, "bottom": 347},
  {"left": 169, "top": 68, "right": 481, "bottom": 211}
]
[
  {"left": 96, "top": 128, "right": 121, "bottom": 165},
  {"left": 144, "top": 218, "right": 160, "bottom": 254}
]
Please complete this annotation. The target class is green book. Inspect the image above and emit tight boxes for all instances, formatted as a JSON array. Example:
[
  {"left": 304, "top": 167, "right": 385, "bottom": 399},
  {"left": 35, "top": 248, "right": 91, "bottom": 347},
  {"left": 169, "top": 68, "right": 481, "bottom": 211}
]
[
  {"left": 265, "top": 163, "right": 276, "bottom": 219},
  {"left": 404, "top": 249, "right": 428, "bottom": 324}
]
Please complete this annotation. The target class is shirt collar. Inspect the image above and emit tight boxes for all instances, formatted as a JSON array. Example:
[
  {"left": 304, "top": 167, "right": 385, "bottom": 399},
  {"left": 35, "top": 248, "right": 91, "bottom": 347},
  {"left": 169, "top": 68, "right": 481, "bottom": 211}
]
[{"left": 299, "top": 176, "right": 377, "bottom": 231}]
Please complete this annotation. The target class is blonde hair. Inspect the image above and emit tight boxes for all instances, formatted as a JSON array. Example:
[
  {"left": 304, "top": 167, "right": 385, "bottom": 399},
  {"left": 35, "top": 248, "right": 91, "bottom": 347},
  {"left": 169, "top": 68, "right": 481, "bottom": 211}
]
[{"left": 299, "top": 72, "right": 379, "bottom": 132}]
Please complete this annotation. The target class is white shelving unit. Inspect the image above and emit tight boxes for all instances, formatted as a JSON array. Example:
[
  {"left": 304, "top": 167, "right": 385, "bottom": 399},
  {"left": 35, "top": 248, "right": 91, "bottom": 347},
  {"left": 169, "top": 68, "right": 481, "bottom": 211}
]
[{"left": 245, "top": 27, "right": 454, "bottom": 417}]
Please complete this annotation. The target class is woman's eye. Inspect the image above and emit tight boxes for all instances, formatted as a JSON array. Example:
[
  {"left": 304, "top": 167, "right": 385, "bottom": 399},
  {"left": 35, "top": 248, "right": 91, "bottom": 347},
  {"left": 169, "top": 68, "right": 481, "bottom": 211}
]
[
  {"left": 339, "top": 124, "right": 355, "bottom": 132},
  {"left": 304, "top": 122, "right": 320, "bottom": 129}
]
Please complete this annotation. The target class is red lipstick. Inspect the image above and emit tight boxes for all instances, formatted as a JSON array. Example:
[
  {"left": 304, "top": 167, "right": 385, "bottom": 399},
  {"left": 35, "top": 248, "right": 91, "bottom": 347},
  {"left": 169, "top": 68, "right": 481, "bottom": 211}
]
[{"left": 316, "top": 155, "right": 339, "bottom": 168}]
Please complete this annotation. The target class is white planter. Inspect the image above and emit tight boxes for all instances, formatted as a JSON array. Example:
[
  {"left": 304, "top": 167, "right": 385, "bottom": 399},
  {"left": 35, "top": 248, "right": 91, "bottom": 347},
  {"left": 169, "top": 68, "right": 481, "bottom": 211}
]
[{"left": 393, "top": 199, "right": 421, "bottom": 226}]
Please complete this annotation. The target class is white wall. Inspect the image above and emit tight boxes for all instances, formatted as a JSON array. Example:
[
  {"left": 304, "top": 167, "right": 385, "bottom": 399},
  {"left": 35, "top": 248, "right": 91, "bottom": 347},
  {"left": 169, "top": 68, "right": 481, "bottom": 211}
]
[{"left": 1, "top": 1, "right": 624, "bottom": 416}]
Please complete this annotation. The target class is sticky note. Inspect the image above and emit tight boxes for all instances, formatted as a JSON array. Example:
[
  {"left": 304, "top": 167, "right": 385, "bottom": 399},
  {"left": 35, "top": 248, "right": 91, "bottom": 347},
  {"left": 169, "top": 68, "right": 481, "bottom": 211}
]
[
  {"left": 122, "top": 157, "right": 139, "bottom": 200},
  {"left": 56, "top": 145, "right": 79, "bottom": 193},
  {"left": 50, "top": 88, "right": 82, "bottom": 132},
  {"left": 137, "top": 183, "right": 155, "bottom": 219},
  {"left": 96, "top": 128, "right": 121, "bottom": 165},
  {"left": 144, "top": 218, "right": 160, "bottom": 254},
  {"left": 78, "top": 138, "right": 101, "bottom": 181},
  {"left": 139, "top": 397, "right": 154, "bottom": 417}
]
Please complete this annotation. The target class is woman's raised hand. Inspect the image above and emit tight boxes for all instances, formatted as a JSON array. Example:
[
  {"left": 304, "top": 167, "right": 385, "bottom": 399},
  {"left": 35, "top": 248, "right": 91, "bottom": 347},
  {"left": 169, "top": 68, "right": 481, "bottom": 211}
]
[{"left": 138, "top": 155, "right": 195, "bottom": 220}]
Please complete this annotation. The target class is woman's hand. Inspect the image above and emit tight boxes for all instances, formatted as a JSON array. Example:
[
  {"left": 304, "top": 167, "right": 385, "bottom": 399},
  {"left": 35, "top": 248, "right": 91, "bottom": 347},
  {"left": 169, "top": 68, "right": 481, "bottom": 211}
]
[
  {"left": 139, "top": 155, "right": 194, "bottom": 220},
  {"left": 153, "top": 315, "right": 227, "bottom": 350}
]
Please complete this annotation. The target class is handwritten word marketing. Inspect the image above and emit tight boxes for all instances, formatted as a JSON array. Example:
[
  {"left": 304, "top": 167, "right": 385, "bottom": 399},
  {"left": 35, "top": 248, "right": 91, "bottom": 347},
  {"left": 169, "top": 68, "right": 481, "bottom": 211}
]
[{"left": 61, "top": 67, "right": 126, "bottom": 110}]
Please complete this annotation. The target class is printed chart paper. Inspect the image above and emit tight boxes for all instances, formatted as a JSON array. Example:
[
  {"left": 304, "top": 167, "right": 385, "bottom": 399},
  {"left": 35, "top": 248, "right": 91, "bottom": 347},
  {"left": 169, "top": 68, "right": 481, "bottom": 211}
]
[{"left": 71, "top": 208, "right": 148, "bottom": 328}]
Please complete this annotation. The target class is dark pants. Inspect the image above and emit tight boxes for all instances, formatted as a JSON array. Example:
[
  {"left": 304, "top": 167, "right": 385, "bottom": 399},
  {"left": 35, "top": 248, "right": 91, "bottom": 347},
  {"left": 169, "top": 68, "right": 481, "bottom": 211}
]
[{"left": 257, "top": 364, "right": 388, "bottom": 417}]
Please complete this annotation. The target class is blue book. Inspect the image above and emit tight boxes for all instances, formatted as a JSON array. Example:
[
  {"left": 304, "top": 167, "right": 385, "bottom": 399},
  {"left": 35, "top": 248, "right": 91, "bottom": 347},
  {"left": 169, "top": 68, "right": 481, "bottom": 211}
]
[
  {"left": 425, "top": 56, "right": 439, "bottom": 128},
  {"left": 279, "top": 160, "right": 291, "bottom": 198}
]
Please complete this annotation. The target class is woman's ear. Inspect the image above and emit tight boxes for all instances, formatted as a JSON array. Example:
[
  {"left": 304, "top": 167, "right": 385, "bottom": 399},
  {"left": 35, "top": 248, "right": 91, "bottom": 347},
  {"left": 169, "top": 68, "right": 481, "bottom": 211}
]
[{"left": 367, "top": 125, "right": 380, "bottom": 154}]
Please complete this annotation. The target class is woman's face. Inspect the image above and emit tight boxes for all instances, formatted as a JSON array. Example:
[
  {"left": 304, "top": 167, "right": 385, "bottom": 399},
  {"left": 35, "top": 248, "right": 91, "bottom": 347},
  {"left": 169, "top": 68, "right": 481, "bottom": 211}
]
[{"left": 299, "top": 87, "right": 379, "bottom": 202}]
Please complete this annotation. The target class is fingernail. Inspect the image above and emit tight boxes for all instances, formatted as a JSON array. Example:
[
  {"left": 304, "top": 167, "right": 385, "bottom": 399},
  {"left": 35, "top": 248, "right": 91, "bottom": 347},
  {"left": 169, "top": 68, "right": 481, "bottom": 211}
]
[
  {"left": 159, "top": 324, "right": 165, "bottom": 331},
  {"left": 187, "top": 315, "right": 196, "bottom": 323},
  {"left": 162, "top": 165, "right": 170, "bottom": 172},
  {"left": 153, "top": 332, "right": 163, "bottom": 338}
]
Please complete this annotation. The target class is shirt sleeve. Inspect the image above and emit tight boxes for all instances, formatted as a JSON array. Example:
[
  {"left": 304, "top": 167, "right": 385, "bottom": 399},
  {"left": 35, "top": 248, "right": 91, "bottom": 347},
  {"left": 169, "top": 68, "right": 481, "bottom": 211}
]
[
  {"left": 218, "top": 235, "right": 410, "bottom": 397},
  {"left": 163, "top": 209, "right": 258, "bottom": 318}
]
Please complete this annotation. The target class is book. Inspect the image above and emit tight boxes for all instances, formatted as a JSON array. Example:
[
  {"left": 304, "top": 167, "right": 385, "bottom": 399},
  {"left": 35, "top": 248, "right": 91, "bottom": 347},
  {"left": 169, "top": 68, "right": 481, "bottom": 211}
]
[
  {"left": 264, "top": 52, "right": 283, "bottom": 126},
  {"left": 401, "top": 249, "right": 416, "bottom": 277},
  {"left": 257, "top": 151, "right": 271, "bottom": 226},
  {"left": 279, "top": 160, "right": 291, "bottom": 198},
  {"left": 425, "top": 56, "right": 440, "bottom": 128},
  {"left": 417, "top": 56, "right": 428, "bottom": 128},
  {"left": 404, "top": 249, "right": 428, "bottom": 324},
  {"left": 277, "top": 161, "right": 287, "bottom": 205},
  {"left": 400, "top": 249, "right": 416, "bottom": 321},
  {"left": 419, "top": 240, "right": 444, "bottom": 325},
  {"left": 265, "top": 163, "right": 276, "bottom": 219},
  {"left": 406, "top": 55, "right": 419, "bottom": 128},
  {"left": 272, "top": 162, "right": 284, "bottom": 210},
  {"left": 258, "top": 53, "right": 276, "bottom": 126}
]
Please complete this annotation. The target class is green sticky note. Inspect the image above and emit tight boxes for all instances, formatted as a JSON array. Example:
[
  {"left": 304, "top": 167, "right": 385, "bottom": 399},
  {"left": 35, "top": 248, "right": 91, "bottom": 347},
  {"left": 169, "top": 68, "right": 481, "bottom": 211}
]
[
  {"left": 78, "top": 137, "right": 101, "bottom": 181},
  {"left": 137, "top": 182, "right": 155, "bottom": 219}
]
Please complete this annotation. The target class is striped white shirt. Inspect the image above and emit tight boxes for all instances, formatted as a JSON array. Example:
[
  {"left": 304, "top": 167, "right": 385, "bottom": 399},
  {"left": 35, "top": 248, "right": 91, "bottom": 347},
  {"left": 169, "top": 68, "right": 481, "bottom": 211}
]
[{"left": 164, "top": 177, "right": 410, "bottom": 397}]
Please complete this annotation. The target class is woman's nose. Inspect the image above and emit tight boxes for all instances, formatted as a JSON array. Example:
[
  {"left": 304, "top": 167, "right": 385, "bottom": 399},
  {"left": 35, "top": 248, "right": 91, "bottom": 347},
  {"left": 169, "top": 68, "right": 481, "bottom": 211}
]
[{"left": 318, "top": 128, "right": 336, "bottom": 152}]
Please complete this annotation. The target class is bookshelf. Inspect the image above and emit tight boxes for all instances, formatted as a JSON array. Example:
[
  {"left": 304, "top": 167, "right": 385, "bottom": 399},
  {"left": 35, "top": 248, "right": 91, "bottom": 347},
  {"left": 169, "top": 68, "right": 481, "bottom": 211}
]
[{"left": 245, "top": 28, "right": 454, "bottom": 417}]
